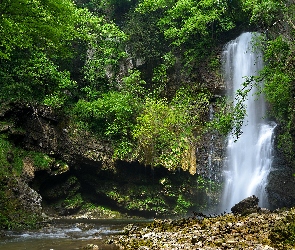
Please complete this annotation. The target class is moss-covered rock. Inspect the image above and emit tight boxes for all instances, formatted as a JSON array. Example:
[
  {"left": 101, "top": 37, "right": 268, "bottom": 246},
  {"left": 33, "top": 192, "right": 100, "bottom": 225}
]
[{"left": 113, "top": 208, "right": 295, "bottom": 249}]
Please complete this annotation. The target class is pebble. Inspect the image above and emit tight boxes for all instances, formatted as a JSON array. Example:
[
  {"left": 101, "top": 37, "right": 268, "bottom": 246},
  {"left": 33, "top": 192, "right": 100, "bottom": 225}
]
[{"left": 112, "top": 208, "right": 295, "bottom": 249}]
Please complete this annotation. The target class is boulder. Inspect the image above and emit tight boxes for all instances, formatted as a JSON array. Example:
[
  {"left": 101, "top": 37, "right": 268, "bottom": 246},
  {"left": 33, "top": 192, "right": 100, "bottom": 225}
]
[{"left": 231, "top": 195, "right": 260, "bottom": 215}]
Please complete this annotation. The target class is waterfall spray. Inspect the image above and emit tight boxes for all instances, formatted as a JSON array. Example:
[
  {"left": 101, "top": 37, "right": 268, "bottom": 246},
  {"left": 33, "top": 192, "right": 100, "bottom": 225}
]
[{"left": 220, "top": 32, "right": 276, "bottom": 212}]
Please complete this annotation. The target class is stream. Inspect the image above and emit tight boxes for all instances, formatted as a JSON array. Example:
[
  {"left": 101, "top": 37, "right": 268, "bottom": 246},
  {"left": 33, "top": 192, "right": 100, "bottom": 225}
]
[{"left": 0, "top": 219, "right": 148, "bottom": 250}]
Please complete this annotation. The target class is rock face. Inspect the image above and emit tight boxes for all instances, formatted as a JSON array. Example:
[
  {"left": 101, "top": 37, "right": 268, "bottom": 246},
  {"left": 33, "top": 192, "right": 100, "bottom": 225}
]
[
  {"left": 2, "top": 101, "right": 295, "bottom": 220},
  {"left": 13, "top": 179, "right": 42, "bottom": 214},
  {"left": 266, "top": 125, "right": 295, "bottom": 210},
  {"left": 0, "top": 103, "right": 221, "bottom": 218},
  {"left": 231, "top": 195, "right": 260, "bottom": 215}
]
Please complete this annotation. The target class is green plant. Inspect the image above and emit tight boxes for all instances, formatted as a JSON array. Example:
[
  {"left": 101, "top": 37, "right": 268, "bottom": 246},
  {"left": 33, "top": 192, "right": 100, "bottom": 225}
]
[
  {"left": 132, "top": 88, "right": 209, "bottom": 171},
  {"left": 64, "top": 193, "right": 83, "bottom": 210},
  {"left": 174, "top": 195, "right": 192, "bottom": 214},
  {"left": 30, "top": 152, "right": 53, "bottom": 170},
  {"left": 74, "top": 90, "right": 139, "bottom": 138}
]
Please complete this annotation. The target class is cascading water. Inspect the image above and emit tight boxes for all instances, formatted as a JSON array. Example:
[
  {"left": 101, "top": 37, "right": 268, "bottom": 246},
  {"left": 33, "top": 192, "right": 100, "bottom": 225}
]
[{"left": 220, "top": 32, "right": 276, "bottom": 212}]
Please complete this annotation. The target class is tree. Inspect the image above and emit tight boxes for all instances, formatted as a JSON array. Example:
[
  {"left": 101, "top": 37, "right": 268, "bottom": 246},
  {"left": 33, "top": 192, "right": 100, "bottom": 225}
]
[
  {"left": 0, "top": 0, "right": 80, "bottom": 59},
  {"left": 0, "top": 0, "right": 127, "bottom": 107}
]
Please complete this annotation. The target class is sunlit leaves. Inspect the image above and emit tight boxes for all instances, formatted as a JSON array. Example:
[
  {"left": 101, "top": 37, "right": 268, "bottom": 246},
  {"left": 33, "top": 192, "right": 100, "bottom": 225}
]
[
  {"left": 132, "top": 89, "right": 209, "bottom": 171},
  {"left": 74, "top": 70, "right": 146, "bottom": 139},
  {"left": 0, "top": 0, "right": 79, "bottom": 59},
  {"left": 74, "top": 91, "right": 139, "bottom": 138},
  {"left": 261, "top": 36, "right": 294, "bottom": 121},
  {"left": 242, "top": 0, "right": 284, "bottom": 28},
  {"left": 137, "top": 0, "right": 172, "bottom": 13},
  {"left": 138, "top": 0, "right": 235, "bottom": 46},
  {"left": 81, "top": 15, "right": 127, "bottom": 85},
  {"left": 0, "top": 0, "right": 128, "bottom": 109},
  {"left": 253, "top": 3, "right": 295, "bottom": 161}
]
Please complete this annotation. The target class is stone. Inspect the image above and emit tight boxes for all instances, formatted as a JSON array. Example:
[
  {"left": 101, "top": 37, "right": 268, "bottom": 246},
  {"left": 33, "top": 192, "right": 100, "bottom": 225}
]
[{"left": 231, "top": 195, "right": 260, "bottom": 215}]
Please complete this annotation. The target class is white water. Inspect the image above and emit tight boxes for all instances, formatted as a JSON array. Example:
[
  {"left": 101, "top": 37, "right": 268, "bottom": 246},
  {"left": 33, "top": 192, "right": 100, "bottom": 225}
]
[
  {"left": 220, "top": 32, "right": 276, "bottom": 212},
  {"left": 0, "top": 219, "right": 142, "bottom": 250}
]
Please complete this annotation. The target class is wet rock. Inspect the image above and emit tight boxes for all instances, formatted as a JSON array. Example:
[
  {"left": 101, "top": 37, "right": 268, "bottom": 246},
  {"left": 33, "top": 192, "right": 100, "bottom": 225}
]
[
  {"left": 113, "top": 208, "right": 295, "bottom": 249},
  {"left": 0, "top": 231, "right": 6, "bottom": 238},
  {"left": 231, "top": 195, "right": 260, "bottom": 215},
  {"left": 84, "top": 244, "right": 99, "bottom": 249},
  {"left": 13, "top": 178, "right": 42, "bottom": 214}
]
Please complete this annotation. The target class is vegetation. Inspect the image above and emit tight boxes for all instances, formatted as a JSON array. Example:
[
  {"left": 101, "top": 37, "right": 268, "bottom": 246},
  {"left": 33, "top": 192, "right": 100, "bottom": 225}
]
[
  {"left": 0, "top": 135, "right": 53, "bottom": 229},
  {"left": 2, "top": 0, "right": 293, "bottom": 169}
]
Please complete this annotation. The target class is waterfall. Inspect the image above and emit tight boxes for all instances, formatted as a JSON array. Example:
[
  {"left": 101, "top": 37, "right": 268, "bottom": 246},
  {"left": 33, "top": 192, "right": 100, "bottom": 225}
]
[{"left": 220, "top": 32, "right": 276, "bottom": 212}]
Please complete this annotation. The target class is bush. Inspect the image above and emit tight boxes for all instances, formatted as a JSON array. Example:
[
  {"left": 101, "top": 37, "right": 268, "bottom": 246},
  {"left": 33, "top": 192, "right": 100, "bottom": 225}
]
[{"left": 132, "top": 89, "right": 209, "bottom": 172}]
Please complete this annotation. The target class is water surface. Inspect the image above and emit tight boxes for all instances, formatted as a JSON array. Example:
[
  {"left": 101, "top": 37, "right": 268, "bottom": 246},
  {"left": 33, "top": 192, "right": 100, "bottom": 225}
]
[{"left": 0, "top": 219, "right": 147, "bottom": 250}]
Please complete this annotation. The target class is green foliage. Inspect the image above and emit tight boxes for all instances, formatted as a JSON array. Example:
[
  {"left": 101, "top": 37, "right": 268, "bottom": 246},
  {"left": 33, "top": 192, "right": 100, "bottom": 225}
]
[
  {"left": 132, "top": 89, "right": 209, "bottom": 170},
  {"left": 0, "top": 135, "right": 24, "bottom": 174},
  {"left": 262, "top": 36, "right": 293, "bottom": 121},
  {"left": 174, "top": 195, "right": 192, "bottom": 214},
  {"left": 258, "top": 12, "right": 295, "bottom": 163},
  {"left": 30, "top": 152, "right": 53, "bottom": 170},
  {"left": 277, "top": 129, "right": 294, "bottom": 161},
  {"left": 74, "top": 92, "right": 133, "bottom": 137},
  {"left": 64, "top": 193, "right": 83, "bottom": 210},
  {"left": 0, "top": 0, "right": 79, "bottom": 59},
  {"left": 123, "top": 9, "right": 167, "bottom": 66},
  {"left": 81, "top": 17, "right": 127, "bottom": 87},
  {"left": 0, "top": 134, "right": 56, "bottom": 174},
  {"left": 137, "top": 0, "right": 237, "bottom": 44},
  {"left": 0, "top": 49, "right": 77, "bottom": 107},
  {"left": 0, "top": 0, "right": 127, "bottom": 109},
  {"left": 209, "top": 96, "right": 247, "bottom": 140},
  {"left": 113, "top": 140, "right": 134, "bottom": 160},
  {"left": 121, "top": 70, "right": 147, "bottom": 97},
  {"left": 74, "top": 72, "right": 144, "bottom": 139},
  {"left": 76, "top": 0, "right": 139, "bottom": 20},
  {"left": 242, "top": 0, "right": 284, "bottom": 28},
  {"left": 135, "top": 0, "right": 248, "bottom": 74},
  {"left": 152, "top": 52, "right": 176, "bottom": 94}
]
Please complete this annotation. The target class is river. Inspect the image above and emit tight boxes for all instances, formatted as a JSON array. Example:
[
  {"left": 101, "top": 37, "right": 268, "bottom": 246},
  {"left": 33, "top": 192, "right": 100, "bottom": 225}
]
[{"left": 0, "top": 219, "right": 148, "bottom": 250}]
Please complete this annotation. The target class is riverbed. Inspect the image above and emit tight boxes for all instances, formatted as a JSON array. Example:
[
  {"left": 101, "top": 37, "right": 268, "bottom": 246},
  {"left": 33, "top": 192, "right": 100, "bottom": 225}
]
[{"left": 0, "top": 219, "right": 148, "bottom": 250}]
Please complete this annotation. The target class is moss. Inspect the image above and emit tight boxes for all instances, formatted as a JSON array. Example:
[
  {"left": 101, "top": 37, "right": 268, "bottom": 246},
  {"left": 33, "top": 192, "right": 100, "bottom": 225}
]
[
  {"left": 0, "top": 177, "right": 41, "bottom": 229},
  {"left": 30, "top": 152, "right": 53, "bottom": 170},
  {"left": 0, "top": 136, "right": 44, "bottom": 229},
  {"left": 270, "top": 213, "right": 295, "bottom": 249},
  {"left": 81, "top": 203, "right": 122, "bottom": 218},
  {"left": 64, "top": 193, "right": 83, "bottom": 210}
]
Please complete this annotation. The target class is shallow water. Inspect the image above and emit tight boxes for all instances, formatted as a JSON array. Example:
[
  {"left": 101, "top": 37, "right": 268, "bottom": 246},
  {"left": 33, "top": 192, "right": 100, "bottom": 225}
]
[{"left": 0, "top": 219, "right": 147, "bottom": 250}]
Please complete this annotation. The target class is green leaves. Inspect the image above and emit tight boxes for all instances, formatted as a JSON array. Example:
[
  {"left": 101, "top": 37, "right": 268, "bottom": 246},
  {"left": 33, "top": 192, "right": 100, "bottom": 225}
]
[
  {"left": 0, "top": 0, "right": 79, "bottom": 59},
  {"left": 260, "top": 35, "right": 294, "bottom": 122},
  {"left": 242, "top": 0, "right": 284, "bottom": 28},
  {"left": 74, "top": 92, "right": 134, "bottom": 137},
  {"left": 82, "top": 16, "right": 127, "bottom": 85},
  {"left": 0, "top": 0, "right": 128, "bottom": 110},
  {"left": 132, "top": 89, "right": 209, "bottom": 172},
  {"left": 138, "top": 0, "right": 235, "bottom": 45},
  {"left": 74, "top": 69, "right": 146, "bottom": 138},
  {"left": 0, "top": 49, "right": 76, "bottom": 106}
]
